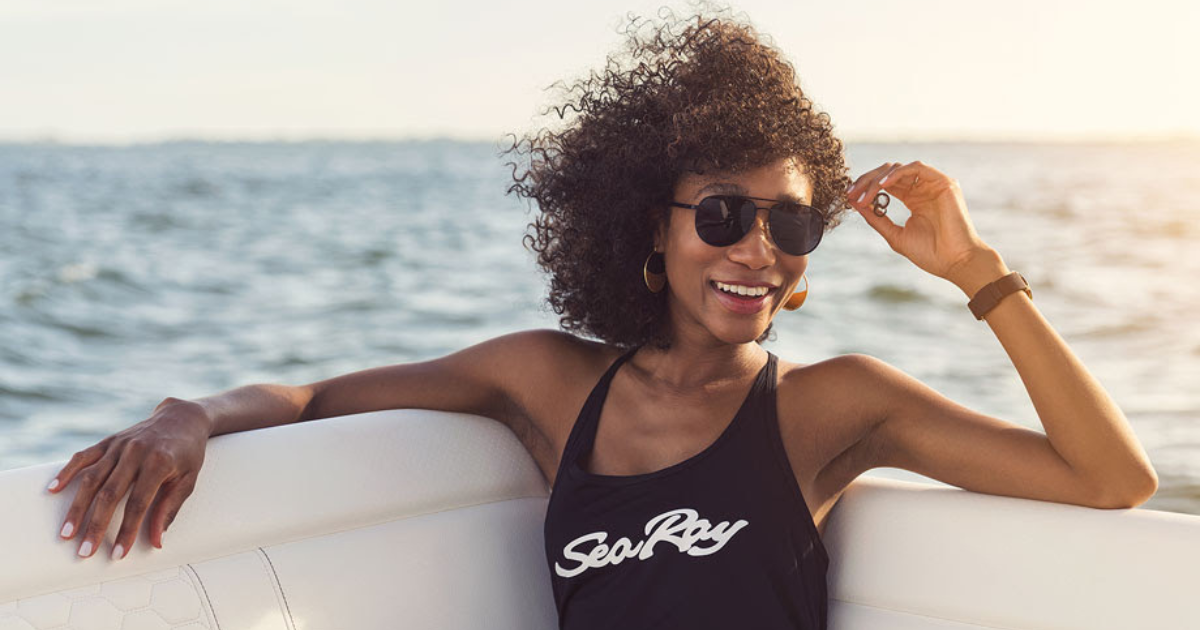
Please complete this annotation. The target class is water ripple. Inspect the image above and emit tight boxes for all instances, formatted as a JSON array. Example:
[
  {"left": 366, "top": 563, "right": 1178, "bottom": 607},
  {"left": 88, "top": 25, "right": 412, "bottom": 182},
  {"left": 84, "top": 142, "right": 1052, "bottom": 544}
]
[
  {"left": 866, "top": 283, "right": 927, "bottom": 303},
  {"left": 0, "top": 139, "right": 1196, "bottom": 517}
]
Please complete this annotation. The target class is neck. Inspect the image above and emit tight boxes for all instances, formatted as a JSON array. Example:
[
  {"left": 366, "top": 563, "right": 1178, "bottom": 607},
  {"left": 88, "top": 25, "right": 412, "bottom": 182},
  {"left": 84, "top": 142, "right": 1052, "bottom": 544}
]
[{"left": 631, "top": 335, "right": 767, "bottom": 395}]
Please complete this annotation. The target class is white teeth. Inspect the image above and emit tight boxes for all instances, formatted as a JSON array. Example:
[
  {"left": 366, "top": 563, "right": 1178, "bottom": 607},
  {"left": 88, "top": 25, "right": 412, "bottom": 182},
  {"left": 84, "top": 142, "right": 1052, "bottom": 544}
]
[{"left": 715, "top": 281, "right": 769, "bottom": 297}]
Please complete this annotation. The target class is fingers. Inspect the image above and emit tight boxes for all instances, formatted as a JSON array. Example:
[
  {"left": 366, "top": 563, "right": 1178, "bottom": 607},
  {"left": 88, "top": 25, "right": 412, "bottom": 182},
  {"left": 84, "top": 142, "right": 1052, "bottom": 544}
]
[
  {"left": 57, "top": 453, "right": 118, "bottom": 547},
  {"left": 147, "top": 475, "right": 197, "bottom": 549},
  {"left": 48, "top": 403, "right": 211, "bottom": 560},
  {"left": 879, "top": 162, "right": 920, "bottom": 192},
  {"left": 112, "top": 461, "right": 172, "bottom": 559},
  {"left": 847, "top": 163, "right": 903, "bottom": 249},
  {"left": 856, "top": 192, "right": 903, "bottom": 251},
  {"left": 73, "top": 451, "right": 140, "bottom": 558},
  {"left": 47, "top": 440, "right": 108, "bottom": 494},
  {"left": 846, "top": 162, "right": 899, "bottom": 207},
  {"left": 877, "top": 160, "right": 953, "bottom": 199}
]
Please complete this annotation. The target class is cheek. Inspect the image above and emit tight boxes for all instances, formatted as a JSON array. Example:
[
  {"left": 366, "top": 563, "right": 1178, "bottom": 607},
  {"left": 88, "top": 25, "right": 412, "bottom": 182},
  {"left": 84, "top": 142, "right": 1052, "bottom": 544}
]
[
  {"left": 665, "top": 238, "right": 716, "bottom": 287},
  {"left": 785, "top": 259, "right": 810, "bottom": 289}
]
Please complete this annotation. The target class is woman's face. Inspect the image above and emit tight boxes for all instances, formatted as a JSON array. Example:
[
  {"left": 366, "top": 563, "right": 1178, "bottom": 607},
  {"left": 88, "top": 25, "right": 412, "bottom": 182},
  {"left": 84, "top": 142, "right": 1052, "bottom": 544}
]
[{"left": 655, "top": 156, "right": 813, "bottom": 346}]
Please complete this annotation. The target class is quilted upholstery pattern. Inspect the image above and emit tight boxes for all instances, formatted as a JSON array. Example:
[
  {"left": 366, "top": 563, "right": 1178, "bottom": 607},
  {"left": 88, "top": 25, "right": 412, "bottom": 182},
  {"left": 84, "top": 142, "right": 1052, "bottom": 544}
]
[{"left": 0, "top": 567, "right": 213, "bottom": 630}]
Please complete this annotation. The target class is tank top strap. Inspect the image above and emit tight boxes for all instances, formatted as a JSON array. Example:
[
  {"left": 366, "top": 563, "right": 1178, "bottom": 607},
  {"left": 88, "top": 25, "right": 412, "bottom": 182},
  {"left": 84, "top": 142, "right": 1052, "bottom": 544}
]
[
  {"left": 555, "top": 344, "right": 641, "bottom": 482},
  {"left": 755, "top": 350, "right": 779, "bottom": 412},
  {"left": 736, "top": 350, "right": 779, "bottom": 446}
]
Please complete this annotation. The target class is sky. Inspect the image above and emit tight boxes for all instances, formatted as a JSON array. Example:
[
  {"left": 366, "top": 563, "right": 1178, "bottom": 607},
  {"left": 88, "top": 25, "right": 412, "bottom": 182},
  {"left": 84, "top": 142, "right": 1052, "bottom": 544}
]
[{"left": 0, "top": 0, "right": 1196, "bottom": 143}]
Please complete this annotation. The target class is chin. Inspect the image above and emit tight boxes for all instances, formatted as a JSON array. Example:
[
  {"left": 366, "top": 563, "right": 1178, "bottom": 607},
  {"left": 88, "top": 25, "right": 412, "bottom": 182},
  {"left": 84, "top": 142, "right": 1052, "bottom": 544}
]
[{"left": 710, "top": 321, "right": 771, "bottom": 345}]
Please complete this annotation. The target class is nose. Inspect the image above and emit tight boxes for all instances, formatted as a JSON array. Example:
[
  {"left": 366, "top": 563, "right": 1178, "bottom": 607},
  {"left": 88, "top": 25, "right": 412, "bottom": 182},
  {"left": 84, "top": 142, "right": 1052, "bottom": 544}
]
[{"left": 727, "top": 208, "right": 775, "bottom": 267}]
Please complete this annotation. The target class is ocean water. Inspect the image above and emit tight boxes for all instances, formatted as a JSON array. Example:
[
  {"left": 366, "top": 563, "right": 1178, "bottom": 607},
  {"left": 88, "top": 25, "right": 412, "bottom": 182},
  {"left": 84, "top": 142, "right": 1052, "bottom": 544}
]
[{"left": 1, "top": 139, "right": 1197, "bottom": 516}]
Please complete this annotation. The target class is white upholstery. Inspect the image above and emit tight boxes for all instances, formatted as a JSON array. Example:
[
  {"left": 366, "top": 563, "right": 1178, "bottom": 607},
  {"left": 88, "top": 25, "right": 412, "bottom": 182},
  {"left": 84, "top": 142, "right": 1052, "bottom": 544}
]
[
  {"left": 825, "top": 475, "right": 1200, "bottom": 629},
  {"left": 1, "top": 409, "right": 1197, "bottom": 629},
  {"left": 1, "top": 410, "right": 555, "bottom": 630}
]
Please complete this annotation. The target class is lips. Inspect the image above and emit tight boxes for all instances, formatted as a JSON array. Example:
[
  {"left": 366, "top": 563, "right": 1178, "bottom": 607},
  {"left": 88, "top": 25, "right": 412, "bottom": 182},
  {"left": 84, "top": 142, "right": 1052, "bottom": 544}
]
[
  {"left": 709, "top": 280, "right": 773, "bottom": 314},
  {"left": 712, "top": 279, "right": 777, "bottom": 289}
]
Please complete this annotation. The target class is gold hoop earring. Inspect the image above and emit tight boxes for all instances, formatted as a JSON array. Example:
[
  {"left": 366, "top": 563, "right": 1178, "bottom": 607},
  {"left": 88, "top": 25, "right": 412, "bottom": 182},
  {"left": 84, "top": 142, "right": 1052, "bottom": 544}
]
[
  {"left": 643, "top": 250, "right": 666, "bottom": 293},
  {"left": 782, "top": 274, "right": 808, "bottom": 311}
]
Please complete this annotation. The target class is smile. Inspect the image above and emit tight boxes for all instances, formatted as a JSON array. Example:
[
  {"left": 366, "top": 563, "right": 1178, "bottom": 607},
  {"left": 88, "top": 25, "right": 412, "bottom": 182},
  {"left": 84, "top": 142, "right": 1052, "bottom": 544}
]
[{"left": 709, "top": 280, "right": 773, "bottom": 314}]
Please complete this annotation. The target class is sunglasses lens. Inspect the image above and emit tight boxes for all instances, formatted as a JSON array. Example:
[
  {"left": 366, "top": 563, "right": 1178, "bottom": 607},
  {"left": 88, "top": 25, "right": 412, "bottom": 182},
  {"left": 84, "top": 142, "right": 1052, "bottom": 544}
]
[
  {"left": 694, "top": 196, "right": 749, "bottom": 247},
  {"left": 770, "top": 206, "right": 823, "bottom": 256},
  {"left": 693, "top": 196, "right": 824, "bottom": 255}
]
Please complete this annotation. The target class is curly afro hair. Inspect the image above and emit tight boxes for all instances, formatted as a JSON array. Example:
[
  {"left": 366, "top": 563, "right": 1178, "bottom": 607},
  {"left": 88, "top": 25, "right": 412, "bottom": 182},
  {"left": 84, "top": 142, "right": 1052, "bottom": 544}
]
[{"left": 499, "top": 1, "right": 855, "bottom": 352}]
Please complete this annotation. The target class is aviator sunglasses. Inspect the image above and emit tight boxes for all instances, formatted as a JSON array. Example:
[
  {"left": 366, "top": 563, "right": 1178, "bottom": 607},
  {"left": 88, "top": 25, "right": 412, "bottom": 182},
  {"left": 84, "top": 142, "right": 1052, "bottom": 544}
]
[{"left": 668, "top": 194, "right": 827, "bottom": 256}]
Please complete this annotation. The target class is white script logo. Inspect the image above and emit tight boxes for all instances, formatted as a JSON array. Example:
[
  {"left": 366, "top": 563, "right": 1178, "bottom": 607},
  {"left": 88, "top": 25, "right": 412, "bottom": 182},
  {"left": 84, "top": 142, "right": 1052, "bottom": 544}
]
[{"left": 555, "top": 507, "right": 749, "bottom": 578}]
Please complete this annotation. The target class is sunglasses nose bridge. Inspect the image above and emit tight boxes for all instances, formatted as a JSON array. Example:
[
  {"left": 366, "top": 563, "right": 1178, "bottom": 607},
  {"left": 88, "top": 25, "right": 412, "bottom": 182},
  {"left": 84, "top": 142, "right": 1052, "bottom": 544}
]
[
  {"left": 731, "top": 205, "right": 775, "bottom": 255},
  {"left": 743, "top": 205, "right": 772, "bottom": 242}
]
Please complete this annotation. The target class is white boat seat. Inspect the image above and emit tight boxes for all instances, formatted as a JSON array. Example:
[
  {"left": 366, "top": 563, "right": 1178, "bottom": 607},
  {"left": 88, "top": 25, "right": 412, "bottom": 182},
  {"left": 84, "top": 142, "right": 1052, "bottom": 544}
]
[{"left": 1, "top": 409, "right": 1197, "bottom": 629}]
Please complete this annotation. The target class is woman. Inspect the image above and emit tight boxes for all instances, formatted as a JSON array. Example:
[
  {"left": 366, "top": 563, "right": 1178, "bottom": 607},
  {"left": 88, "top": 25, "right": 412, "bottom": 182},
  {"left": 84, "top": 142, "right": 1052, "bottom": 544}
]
[{"left": 44, "top": 6, "right": 1157, "bottom": 629}]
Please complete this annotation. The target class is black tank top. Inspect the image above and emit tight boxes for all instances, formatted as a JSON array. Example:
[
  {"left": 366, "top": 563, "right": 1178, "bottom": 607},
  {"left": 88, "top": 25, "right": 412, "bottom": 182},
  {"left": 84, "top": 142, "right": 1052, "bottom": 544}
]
[{"left": 543, "top": 346, "right": 829, "bottom": 629}]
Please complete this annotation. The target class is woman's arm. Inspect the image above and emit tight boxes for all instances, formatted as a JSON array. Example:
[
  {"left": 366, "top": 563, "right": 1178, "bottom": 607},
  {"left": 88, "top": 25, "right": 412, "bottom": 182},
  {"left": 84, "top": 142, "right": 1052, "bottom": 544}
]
[
  {"left": 194, "top": 385, "right": 311, "bottom": 437},
  {"left": 47, "top": 328, "right": 572, "bottom": 560},
  {"left": 943, "top": 247, "right": 1158, "bottom": 505},
  {"left": 197, "top": 328, "right": 560, "bottom": 437},
  {"left": 843, "top": 161, "right": 1158, "bottom": 509},
  {"left": 292, "top": 328, "right": 566, "bottom": 432}
]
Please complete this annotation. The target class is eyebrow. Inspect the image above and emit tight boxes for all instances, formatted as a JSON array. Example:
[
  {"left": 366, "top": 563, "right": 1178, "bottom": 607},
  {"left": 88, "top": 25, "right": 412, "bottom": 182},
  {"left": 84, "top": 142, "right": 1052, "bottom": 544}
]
[{"left": 696, "top": 182, "right": 809, "bottom": 205}]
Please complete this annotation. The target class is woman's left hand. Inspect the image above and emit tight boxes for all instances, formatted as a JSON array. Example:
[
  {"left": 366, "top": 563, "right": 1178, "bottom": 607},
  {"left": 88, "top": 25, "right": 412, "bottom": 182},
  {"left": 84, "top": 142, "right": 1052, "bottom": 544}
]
[{"left": 846, "top": 160, "right": 996, "bottom": 284}]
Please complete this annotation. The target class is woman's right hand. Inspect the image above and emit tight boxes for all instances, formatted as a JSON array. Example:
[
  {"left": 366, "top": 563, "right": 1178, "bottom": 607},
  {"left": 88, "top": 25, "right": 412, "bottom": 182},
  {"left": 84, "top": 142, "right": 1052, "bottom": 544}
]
[{"left": 46, "top": 397, "right": 212, "bottom": 560}]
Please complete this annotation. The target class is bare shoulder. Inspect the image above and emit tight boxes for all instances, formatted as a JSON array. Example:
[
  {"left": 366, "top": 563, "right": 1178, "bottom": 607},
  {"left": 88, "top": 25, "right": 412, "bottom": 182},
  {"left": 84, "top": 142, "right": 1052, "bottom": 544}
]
[
  {"left": 491, "top": 329, "right": 621, "bottom": 470},
  {"left": 497, "top": 328, "right": 617, "bottom": 401},
  {"left": 773, "top": 353, "right": 891, "bottom": 531}
]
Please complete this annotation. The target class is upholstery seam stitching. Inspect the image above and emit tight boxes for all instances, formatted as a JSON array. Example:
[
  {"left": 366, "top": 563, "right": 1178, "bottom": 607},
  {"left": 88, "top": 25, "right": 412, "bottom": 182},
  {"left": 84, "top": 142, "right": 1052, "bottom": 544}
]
[
  {"left": 257, "top": 547, "right": 297, "bottom": 630},
  {"left": 183, "top": 563, "right": 223, "bottom": 630}
]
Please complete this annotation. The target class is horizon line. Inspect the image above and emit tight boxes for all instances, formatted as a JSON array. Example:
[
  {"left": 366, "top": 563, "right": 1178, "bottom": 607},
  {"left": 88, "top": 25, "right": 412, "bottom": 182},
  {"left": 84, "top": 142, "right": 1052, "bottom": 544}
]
[{"left": 1, "top": 130, "right": 1197, "bottom": 147}]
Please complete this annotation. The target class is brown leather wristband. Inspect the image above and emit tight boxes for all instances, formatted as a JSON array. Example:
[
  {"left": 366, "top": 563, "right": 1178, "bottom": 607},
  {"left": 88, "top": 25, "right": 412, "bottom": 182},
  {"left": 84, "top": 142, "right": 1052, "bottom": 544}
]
[{"left": 967, "top": 271, "right": 1031, "bottom": 320}]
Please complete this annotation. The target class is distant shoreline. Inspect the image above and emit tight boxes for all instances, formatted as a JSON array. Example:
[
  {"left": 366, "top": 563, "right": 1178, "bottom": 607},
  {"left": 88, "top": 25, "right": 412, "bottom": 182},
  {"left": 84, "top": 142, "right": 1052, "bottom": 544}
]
[{"left": 1, "top": 134, "right": 1197, "bottom": 148}]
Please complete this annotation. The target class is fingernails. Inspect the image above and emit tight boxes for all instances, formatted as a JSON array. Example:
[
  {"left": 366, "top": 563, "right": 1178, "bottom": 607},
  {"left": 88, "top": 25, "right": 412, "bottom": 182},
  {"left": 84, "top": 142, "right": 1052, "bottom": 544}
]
[
  {"left": 78, "top": 540, "right": 92, "bottom": 557},
  {"left": 845, "top": 182, "right": 854, "bottom": 192},
  {"left": 879, "top": 173, "right": 890, "bottom": 184},
  {"left": 857, "top": 191, "right": 866, "bottom": 203},
  {"left": 60, "top": 521, "right": 73, "bottom": 538},
  {"left": 47, "top": 478, "right": 59, "bottom": 491},
  {"left": 111, "top": 544, "right": 124, "bottom": 561}
]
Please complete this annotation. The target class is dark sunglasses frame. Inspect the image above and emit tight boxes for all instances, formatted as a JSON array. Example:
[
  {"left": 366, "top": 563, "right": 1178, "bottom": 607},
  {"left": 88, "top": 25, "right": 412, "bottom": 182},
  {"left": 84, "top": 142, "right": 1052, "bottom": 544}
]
[{"left": 668, "top": 194, "right": 827, "bottom": 256}]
